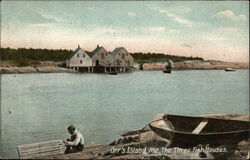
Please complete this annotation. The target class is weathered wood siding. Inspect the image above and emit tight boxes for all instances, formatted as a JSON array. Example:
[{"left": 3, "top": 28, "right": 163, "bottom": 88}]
[
  {"left": 92, "top": 47, "right": 112, "bottom": 67},
  {"left": 111, "top": 47, "right": 134, "bottom": 68},
  {"left": 66, "top": 46, "right": 134, "bottom": 69},
  {"left": 66, "top": 48, "right": 92, "bottom": 67}
]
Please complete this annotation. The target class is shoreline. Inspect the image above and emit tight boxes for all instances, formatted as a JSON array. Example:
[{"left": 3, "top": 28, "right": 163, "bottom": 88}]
[
  {"left": 42, "top": 113, "right": 249, "bottom": 159},
  {"left": 0, "top": 61, "right": 249, "bottom": 74},
  {"left": 0, "top": 67, "right": 248, "bottom": 74}
]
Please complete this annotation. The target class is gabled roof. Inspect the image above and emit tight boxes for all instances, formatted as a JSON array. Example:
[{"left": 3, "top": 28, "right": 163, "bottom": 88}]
[
  {"left": 90, "top": 46, "right": 108, "bottom": 57},
  {"left": 68, "top": 47, "right": 82, "bottom": 59},
  {"left": 68, "top": 47, "right": 91, "bottom": 59},
  {"left": 111, "top": 47, "right": 129, "bottom": 56}
]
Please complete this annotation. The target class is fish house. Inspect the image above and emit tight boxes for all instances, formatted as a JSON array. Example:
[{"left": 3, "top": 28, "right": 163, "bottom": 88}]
[{"left": 66, "top": 45, "right": 93, "bottom": 72}]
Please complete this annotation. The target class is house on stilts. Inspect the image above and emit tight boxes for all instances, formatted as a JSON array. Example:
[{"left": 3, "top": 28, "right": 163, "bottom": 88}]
[
  {"left": 66, "top": 45, "right": 134, "bottom": 73},
  {"left": 66, "top": 45, "right": 93, "bottom": 72}
]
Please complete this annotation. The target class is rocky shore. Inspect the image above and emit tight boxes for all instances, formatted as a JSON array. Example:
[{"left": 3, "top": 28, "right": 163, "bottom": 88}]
[
  {"left": 0, "top": 60, "right": 248, "bottom": 74},
  {"left": 0, "top": 66, "right": 77, "bottom": 74},
  {"left": 135, "top": 60, "right": 249, "bottom": 71},
  {"left": 44, "top": 114, "right": 249, "bottom": 159}
]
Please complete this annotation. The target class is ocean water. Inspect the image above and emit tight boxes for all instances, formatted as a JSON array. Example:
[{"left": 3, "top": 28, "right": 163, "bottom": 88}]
[{"left": 0, "top": 70, "right": 249, "bottom": 158}]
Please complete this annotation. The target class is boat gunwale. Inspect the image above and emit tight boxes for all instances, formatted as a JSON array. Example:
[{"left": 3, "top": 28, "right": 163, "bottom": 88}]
[{"left": 149, "top": 114, "right": 250, "bottom": 135}]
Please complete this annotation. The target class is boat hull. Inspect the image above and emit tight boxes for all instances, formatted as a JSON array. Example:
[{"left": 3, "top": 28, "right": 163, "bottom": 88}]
[
  {"left": 149, "top": 114, "right": 250, "bottom": 148},
  {"left": 225, "top": 68, "right": 236, "bottom": 71},
  {"left": 108, "top": 72, "right": 117, "bottom": 75},
  {"left": 163, "top": 70, "right": 171, "bottom": 73}
]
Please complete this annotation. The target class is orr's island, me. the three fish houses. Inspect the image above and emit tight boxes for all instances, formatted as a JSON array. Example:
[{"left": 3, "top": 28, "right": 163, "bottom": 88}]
[{"left": 66, "top": 45, "right": 134, "bottom": 73}]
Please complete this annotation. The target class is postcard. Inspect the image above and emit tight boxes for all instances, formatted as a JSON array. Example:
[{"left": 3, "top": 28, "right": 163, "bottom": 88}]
[{"left": 0, "top": 1, "right": 249, "bottom": 159}]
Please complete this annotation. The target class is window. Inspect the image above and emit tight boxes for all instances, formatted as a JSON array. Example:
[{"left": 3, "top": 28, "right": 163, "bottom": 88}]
[
  {"left": 126, "top": 53, "right": 128, "bottom": 56},
  {"left": 83, "top": 54, "right": 85, "bottom": 58},
  {"left": 117, "top": 60, "right": 120, "bottom": 65},
  {"left": 77, "top": 54, "right": 79, "bottom": 58},
  {"left": 80, "top": 60, "right": 82, "bottom": 64},
  {"left": 106, "top": 53, "right": 108, "bottom": 56},
  {"left": 127, "top": 60, "right": 130, "bottom": 65},
  {"left": 101, "top": 53, "right": 105, "bottom": 59},
  {"left": 122, "top": 54, "right": 125, "bottom": 59}
]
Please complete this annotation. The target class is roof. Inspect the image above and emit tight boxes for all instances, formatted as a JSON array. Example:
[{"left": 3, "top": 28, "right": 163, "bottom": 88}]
[
  {"left": 68, "top": 47, "right": 82, "bottom": 59},
  {"left": 68, "top": 47, "right": 91, "bottom": 59},
  {"left": 90, "top": 46, "right": 108, "bottom": 57},
  {"left": 111, "top": 47, "right": 128, "bottom": 56}
]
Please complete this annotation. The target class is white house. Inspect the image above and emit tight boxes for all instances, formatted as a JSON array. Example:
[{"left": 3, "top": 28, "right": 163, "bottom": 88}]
[
  {"left": 66, "top": 45, "right": 92, "bottom": 72},
  {"left": 66, "top": 45, "right": 134, "bottom": 73}
]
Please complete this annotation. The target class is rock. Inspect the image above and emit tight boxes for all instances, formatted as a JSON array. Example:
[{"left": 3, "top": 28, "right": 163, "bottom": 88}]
[
  {"left": 0, "top": 66, "right": 78, "bottom": 74},
  {"left": 109, "top": 136, "right": 140, "bottom": 146},
  {"left": 0, "top": 67, "right": 38, "bottom": 73}
]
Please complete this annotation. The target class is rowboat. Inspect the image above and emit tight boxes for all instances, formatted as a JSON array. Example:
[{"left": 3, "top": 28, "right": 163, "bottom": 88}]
[
  {"left": 225, "top": 68, "right": 236, "bottom": 72},
  {"left": 162, "top": 69, "right": 171, "bottom": 73},
  {"left": 149, "top": 114, "right": 249, "bottom": 148},
  {"left": 108, "top": 72, "right": 117, "bottom": 75}
]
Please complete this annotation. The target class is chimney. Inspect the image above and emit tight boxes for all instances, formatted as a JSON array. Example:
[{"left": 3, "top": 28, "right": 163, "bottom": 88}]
[
  {"left": 78, "top": 44, "right": 80, "bottom": 49},
  {"left": 97, "top": 44, "right": 99, "bottom": 48}
]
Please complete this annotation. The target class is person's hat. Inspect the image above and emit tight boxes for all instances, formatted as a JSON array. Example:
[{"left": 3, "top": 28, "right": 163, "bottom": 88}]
[{"left": 67, "top": 125, "right": 76, "bottom": 131}]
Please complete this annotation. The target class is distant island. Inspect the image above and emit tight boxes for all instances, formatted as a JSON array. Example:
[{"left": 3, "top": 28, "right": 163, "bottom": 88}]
[{"left": 0, "top": 47, "right": 248, "bottom": 74}]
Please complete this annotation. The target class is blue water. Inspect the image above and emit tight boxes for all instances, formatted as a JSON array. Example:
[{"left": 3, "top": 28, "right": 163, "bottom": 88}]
[{"left": 0, "top": 70, "right": 249, "bottom": 158}]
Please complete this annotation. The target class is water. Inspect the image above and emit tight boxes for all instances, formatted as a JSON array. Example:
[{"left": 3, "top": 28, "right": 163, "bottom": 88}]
[{"left": 0, "top": 70, "right": 249, "bottom": 158}]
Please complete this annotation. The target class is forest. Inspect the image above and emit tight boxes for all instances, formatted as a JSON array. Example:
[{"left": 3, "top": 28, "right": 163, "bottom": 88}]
[{"left": 0, "top": 47, "right": 203, "bottom": 66}]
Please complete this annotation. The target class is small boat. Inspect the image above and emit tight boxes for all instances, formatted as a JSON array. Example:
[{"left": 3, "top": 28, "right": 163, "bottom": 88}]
[
  {"left": 163, "top": 70, "right": 171, "bottom": 73},
  {"left": 149, "top": 114, "right": 249, "bottom": 148},
  {"left": 108, "top": 72, "right": 117, "bottom": 75},
  {"left": 163, "top": 59, "right": 173, "bottom": 74},
  {"left": 225, "top": 68, "right": 236, "bottom": 72}
]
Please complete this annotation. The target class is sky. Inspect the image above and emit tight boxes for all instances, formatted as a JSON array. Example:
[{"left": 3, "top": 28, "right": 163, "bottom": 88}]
[{"left": 1, "top": 1, "right": 249, "bottom": 62}]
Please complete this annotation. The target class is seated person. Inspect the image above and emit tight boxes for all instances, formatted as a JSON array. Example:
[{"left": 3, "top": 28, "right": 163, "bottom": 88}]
[{"left": 63, "top": 125, "right": 84, "bottom": 154}]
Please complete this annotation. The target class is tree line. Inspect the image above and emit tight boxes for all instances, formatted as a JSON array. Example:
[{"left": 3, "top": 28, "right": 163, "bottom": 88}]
[
  {"left": 0, "top": 47, "right": 203, "bottom": 66},
  {"left": 131, "top": 52, "right": 203, "bottom": 63}
]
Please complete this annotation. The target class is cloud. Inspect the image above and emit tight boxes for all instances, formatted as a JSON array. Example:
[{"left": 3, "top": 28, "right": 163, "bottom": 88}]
[
  {"left": 168, "top": 6, "right": 192, "bottom": 14},
  {"left": 93, "top": 27, "right": 127, "bottom": 34},
  {"left": 29, "top": 23, "right": 54, "bottom": 28},
  {"left": 166, "top": 12, "right": 193, "bottom": 27},
  {"left": 147, "top": 27, "right": 165, "bottom": 32},
  {"left": 146, "top": 27, "right": 178, "bottom": 33},
  {"left": 128, "top": 12, "right": 136, "bottom": 17},
  {"left": 37, "top": 10, "right": 63, "bottom": 23},
  {"left": 149, "top": 7, "right": 194, "bottom": 27},
  {"left": 181, "top": 43, "right": 193, "bottom": 48},
  {"left": 214, "top": 10, "right": 247, "bottom": 21}
]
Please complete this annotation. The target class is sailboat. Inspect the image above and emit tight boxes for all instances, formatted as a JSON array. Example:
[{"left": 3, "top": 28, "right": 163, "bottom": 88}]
[{"left": 163, "top": 59, "right": 174, "bottom": 74}]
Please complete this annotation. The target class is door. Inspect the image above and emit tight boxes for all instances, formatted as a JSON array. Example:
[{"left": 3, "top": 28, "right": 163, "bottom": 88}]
[{"left": 96, "top": 60, "right": 99, "bottom": 67}]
